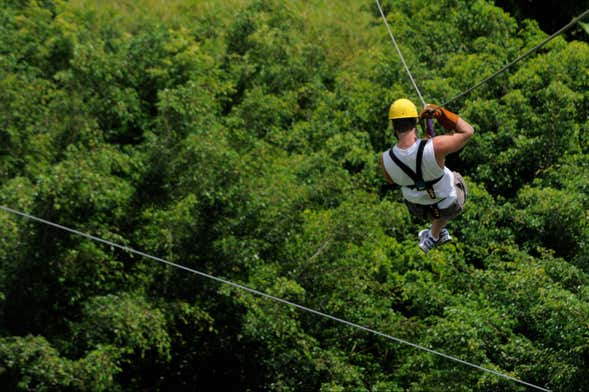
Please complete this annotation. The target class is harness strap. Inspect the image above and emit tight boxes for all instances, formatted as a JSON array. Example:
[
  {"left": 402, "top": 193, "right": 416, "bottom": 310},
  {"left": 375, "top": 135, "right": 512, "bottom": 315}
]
[
  {"left": 388, "top": 139, "right": 443, "bottom": 198},
  {"left": 415, "top": 138, "right": 426, "bottom": 181}
]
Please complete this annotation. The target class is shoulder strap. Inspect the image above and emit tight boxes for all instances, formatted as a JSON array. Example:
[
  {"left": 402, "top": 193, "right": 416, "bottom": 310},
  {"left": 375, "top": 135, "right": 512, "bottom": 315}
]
[
  {"left": 389, "top": 146, "right": 419, "bottom": 183},
  {"left": 415, "top": 139, "right": 427, "bottom": 181},
  {"left": 388, "top": 140, "right": 427, "bottom": 183},
  {"left": 388, "top": 140, "right": 443, "bottom": 198}
]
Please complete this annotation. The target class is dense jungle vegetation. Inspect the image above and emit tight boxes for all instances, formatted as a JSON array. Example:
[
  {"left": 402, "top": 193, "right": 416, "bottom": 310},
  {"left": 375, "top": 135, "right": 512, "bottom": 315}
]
[{"left": 1, "top": 0, "right": 588, "bottom": 391}]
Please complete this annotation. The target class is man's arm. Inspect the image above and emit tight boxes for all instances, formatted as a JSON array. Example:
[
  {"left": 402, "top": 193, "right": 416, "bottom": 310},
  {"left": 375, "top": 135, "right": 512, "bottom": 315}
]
[
  {"left": 432, "top": 118, "right": 474, "bottom": 166},
  {"left": 420, "top": 105, "right": 474, "bottom": 167}
]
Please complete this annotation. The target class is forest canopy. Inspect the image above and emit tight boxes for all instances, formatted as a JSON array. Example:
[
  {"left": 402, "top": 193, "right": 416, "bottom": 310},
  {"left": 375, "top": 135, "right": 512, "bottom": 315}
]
[{"left": 1, "top": 0, "right": 588, "bottom": 391}]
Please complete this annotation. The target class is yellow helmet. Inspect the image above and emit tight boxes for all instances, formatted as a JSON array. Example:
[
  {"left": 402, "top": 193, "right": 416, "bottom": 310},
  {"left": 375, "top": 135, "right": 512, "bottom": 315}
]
[{"left": 389, "top": 98, "right": 418, "bottom": 120}]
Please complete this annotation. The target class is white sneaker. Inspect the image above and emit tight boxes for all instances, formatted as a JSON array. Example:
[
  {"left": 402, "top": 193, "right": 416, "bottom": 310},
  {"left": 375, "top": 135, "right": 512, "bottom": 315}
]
[
  {"left": 418, "top": 229, "right": 438, "bottom": 253},
  {"left": 438, "top": 228, "right": 452, "bottom": 245}
]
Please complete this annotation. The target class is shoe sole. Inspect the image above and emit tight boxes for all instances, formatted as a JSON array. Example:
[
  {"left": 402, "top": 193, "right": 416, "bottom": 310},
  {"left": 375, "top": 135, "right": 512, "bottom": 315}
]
[
  {"left": 418, "top": 244, "right": 431, "bottom": 253},
  {"left": 418, "top": 232, "right": 452, "bottom": 253}
]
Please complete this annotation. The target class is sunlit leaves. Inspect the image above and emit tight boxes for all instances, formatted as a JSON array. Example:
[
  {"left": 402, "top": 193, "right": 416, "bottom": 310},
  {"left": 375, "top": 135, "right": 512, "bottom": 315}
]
[{"left": 0, "top": 335, "right": 121, "bottom": 392}]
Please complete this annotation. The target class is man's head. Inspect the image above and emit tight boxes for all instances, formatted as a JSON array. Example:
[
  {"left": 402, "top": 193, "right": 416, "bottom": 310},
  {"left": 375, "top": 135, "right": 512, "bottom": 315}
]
[{"left": 389, "top": 98, "right": 418, "bottom": 135}]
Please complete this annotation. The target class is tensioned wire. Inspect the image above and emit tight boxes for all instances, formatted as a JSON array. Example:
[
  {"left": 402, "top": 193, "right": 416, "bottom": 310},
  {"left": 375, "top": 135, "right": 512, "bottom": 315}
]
[
  {"left": 375, "top": 0, "right": 427, "bottom": 107},
  {"left": 375, "top": 0, "right": 589, "bottom": 109},
  {"left": 440, "top": 8, "right": 589, "bottom": 107},
  {"left": 0, "top": 205, "right": 551, "bottom": 392}
]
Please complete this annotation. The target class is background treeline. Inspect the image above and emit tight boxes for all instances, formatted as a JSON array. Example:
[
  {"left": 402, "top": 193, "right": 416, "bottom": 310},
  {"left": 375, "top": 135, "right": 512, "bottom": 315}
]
[{"left": 1, "top": 0, "right": 588, "bottom": 391}]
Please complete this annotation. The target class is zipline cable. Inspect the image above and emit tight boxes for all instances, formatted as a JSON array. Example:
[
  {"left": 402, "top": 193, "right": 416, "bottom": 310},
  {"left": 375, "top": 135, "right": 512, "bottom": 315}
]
[
  {"left": 375, "top": 1, "right": 589, "bottom": 109},
  {"left": 0, "top": 205, "right": 551, "bottom": 392},
  {"left": 440, "top": 8, "right": 589, "bottom": 107},
  {"left": 375, "top": 0, "right": 426, "bottom": 107}
]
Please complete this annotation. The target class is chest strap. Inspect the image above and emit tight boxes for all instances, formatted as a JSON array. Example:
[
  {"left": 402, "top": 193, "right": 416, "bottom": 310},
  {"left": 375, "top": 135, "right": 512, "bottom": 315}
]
[{"left": 388, "top": 139, "right": 443, "bottom": 199}]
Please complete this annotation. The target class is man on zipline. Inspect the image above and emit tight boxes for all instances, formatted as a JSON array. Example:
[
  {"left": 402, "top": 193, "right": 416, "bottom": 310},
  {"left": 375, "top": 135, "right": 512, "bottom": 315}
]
[{"left": 380, "top": 98, "right": 474, "bottom": 253}]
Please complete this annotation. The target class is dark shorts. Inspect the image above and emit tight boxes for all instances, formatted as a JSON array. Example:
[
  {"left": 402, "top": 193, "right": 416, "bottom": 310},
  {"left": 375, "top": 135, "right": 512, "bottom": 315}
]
[{"left": 405, "top": 172, "right": 467, "bottom": 221}]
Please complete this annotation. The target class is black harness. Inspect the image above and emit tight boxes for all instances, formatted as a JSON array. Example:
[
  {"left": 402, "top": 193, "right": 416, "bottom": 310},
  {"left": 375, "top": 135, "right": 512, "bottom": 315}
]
[{"left": 388, "top": 139, "right": 443, "bottom": 200}]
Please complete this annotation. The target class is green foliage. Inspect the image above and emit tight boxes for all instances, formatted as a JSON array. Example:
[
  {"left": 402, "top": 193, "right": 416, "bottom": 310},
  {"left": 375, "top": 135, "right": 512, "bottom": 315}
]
[
  {"left": 0, "top": 335, "right": 121, "bottom": 392},
  {"left": 511, "top": 186, "right": 587, "bottom": 262},
  {"left": 35, "top": 145, "right": 135, "bottom": 224},
  {"left": 463, "top": 37, "right": 588, "bottom": 196},
  {"left": 1, "top": 0, "right": 588, "bottom": 391},
  {"left": 581, "top": 22, "right": 589, "bottom": 36},
  {"left": 75, "top": 293, "right": 171, "bottom": 361}
]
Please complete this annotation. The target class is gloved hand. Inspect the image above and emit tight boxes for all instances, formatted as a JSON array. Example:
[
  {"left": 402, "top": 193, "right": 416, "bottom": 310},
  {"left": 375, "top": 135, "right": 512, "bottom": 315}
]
[{"left": 419, "top": 104, "right": 459, "bottom": 131}]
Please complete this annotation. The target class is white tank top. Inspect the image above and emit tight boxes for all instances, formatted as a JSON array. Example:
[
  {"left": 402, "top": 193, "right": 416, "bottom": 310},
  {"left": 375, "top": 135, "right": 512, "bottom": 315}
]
[{"left": 382, "top": 139, "right": 457, "bottom": 208}]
